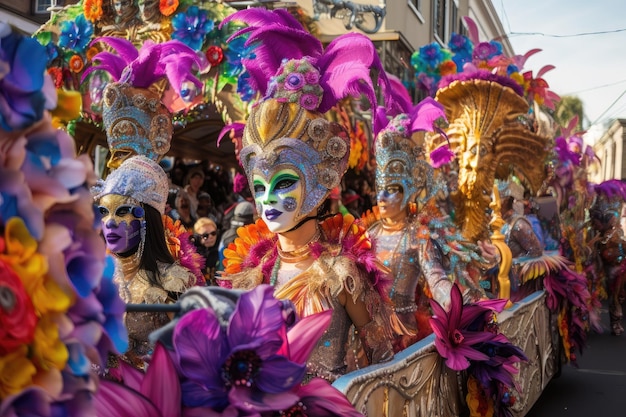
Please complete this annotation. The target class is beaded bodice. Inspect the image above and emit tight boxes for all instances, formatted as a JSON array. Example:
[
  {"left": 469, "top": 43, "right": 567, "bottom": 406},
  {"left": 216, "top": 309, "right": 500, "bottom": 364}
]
[
  {"left": 114, "top": 259, "right": 196, "bottom": 368},
  {"left": 502, "top": 215, "right": 543, "bottom": 259}
]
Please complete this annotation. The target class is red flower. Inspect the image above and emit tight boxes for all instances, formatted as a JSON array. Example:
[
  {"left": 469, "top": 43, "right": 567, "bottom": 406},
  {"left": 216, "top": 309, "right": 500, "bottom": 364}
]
[
  {"left": 0, "top": 259, "right": 37, "bottom": 355},
  {"left": 205, "top": 45, "right": 223, "bottom": 66},
  {"left": 47, "top": 67, "right": 63, "bottom": 89}
]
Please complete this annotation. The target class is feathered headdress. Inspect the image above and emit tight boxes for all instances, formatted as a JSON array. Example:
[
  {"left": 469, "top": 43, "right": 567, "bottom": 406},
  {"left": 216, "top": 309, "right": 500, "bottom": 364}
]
[
  {"left": 82, "top": 38, "right": 207, "bottom": 168},
  {"left": 592, "top": 179, "right": 626, "bottom": 217},
  {"left": 220, "top": 8, "right": 396, "bottom": 222}
]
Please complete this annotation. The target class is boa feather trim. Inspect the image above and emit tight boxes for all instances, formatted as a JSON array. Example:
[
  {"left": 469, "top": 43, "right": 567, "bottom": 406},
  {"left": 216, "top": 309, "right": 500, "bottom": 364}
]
[
  {"left": 163, "top": 215, "right": 205, "bottom": 286},
  {"left": 222, "top": 214, "right": 391, "bottom": 299}
]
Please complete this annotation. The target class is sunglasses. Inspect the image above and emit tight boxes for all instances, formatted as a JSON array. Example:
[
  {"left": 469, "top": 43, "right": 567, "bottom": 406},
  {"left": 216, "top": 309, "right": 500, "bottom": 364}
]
[{"left": 201, "top": 231, "right": 218, "bottom": 239}]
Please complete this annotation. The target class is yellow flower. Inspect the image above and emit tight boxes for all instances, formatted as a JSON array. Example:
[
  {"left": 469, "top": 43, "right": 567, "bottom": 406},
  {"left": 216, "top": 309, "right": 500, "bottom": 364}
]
[
  {"left": 0, "top": 218, "right": 72, "bottom": 315},
  {"left": 30, "top": 315, "right": 69, "bottom": 372},
  {"left": 0, "top": 345, "right": 37, "bottom": 398}
]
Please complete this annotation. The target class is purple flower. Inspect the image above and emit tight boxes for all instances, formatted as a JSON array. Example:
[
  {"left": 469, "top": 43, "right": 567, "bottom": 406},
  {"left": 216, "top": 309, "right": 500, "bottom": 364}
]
[
  {"left": 58, "top": 14, "right": 93, "bottom": 52},
  {"left": 299, "top": 93, "right": 320, "bottom": 111},
  {"left": 171, "top": 6, "right": 215, "bottom": 51},
  {"left": 448, "top": 33, "right": 473, "bottom": 55},
  {"left": 305, "top": 70, "right": 320, "bottom": 85},
  {"left": 0, "top": 23, "right": 55, "bottom": 132},
  {"left": 173, "top": 285, "right": 305, "bottom": 412},
  {"left": 285, "top": 73, "right": 304, "bottom": 90},
  {"left": 472, "top": 41, "right": 499, "bottom": 61}
]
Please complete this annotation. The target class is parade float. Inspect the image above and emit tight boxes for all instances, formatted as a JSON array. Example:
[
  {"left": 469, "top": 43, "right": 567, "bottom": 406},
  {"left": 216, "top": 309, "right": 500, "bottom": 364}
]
[{"left": 11, "top": 2, "right": 600, "bottom": 417}]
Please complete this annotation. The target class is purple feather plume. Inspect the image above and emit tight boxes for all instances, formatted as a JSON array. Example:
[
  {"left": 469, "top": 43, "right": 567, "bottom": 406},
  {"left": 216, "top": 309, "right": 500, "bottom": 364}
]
[
  {"left": 223, "top": 8, "right": 394, "bottom": 114},
  {"left": 221, "top": 8, "right": 322, "bottom": 97},
  {"left": 594, "top": 179, "right": 626, "bottom": 202},
  {"left": 83, "top": 37, "right": 206, "bottom": 95}
]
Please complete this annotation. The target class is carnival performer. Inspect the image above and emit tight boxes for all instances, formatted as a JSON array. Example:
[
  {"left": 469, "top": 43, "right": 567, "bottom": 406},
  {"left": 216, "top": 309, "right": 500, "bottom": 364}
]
[
  {"left": 219, "top": 8, "right": 405, "bottom": 382},
  {"left": 362, "top": 94, "right": 497, "bottom": 348},
  {"left": 92, "top": 155, "right": 197, "bottom": 370},
  {"left": 499, "top": 181, "right": 544, "bottom": 260},
  {"left": 82, "top": 36, "right": 206, "bottom": 170},
  {"left": 590, "top": 180, "right": 626, "bottom": 336}
]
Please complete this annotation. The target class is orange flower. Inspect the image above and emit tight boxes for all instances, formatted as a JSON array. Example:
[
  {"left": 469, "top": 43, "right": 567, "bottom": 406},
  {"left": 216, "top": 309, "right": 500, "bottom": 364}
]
[
  {"left": 86, "top": 46, "right": 99, "bottom": 62},
  {"left": 438, "top": 60, "right": 457, "bottom": 76},
  {"left": 160, "top": 0, "right": 179, "bottom": 16},
  {"left": 83, "top": 0, "right": 103, "bottom": 22},
  {"left": 69, "top": 55, "right": 84, "bottom": 73}
]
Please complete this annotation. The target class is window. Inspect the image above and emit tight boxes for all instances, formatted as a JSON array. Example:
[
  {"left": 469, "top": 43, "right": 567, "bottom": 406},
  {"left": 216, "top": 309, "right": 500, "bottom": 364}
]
[
  {"left": 409, "top": 0, "right": 425, "bottom": 22},
  {"left": 34, "top": 0, "right": 52, "bottom": 14},
  {"left": 450, "top": 0, "right": 460, "bottom": 36},
  {"left": 433, "top": 0, "right": 448, "bottom": 42}
]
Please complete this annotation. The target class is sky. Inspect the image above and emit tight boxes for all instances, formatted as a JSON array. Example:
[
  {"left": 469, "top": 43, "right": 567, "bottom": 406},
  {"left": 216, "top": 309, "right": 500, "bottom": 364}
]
[{"left": 491, "top": 0, "right": 626, "bottom": 143}]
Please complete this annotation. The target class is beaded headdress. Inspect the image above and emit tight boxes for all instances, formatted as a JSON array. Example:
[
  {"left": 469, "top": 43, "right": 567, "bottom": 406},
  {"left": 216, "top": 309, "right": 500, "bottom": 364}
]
[
  {"left": 83, "top": 38, "right": 206, "bottom": 168},
  {"left": 221, "top": 8, "right": 396, "bottom": 222},
  {"left": 373, "top": 94, "right": 447, "bottom": 209},
  {"left": 92, "top": 155, "right": 170, "bottom": 214}
]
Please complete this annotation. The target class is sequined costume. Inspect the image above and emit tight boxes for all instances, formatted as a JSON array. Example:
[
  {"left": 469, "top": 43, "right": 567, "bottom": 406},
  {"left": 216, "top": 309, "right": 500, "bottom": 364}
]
[
  {"left": 501, "top": 214, "right": 543, "bottom": 259},
  {"left": 591, "top": 180, "right": 626, "bottom": 335},
  {"left": 114, "top": 259, "right": 195, "bottom": 368},
  {"left": 223, "top": 215, "right": 397, "bottom": 381},
  {"left": 365, "top": 95, "right": 488, "bottom": 349}
]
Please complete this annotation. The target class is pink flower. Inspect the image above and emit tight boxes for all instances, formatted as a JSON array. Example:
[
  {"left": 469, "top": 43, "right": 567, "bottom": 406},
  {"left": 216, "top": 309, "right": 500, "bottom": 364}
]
[
  {"left": 429, "top": 284, "right": 494, "bottom": 370},
  {"left": 299, "top": 93, "right": 320, "bottom": 111}
]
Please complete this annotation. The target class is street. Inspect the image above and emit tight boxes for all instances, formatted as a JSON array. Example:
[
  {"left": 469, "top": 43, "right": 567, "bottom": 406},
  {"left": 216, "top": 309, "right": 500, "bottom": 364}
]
[{"left": 527, "top": 305, "right": 626, "bottom": 416}]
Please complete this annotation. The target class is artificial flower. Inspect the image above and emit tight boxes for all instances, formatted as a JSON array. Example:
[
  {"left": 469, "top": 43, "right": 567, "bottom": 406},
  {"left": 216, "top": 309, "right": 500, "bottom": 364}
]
[
  {"left": 0, "top": 346, "right": 37, "bottom": 398},
  {"left": 58, "top": 14, "right": 93, "bottom": 53},
  {"left": 0, "top": 23, "right": 55, "bottom": 132},
  {"left": 94, "top": 343, "right": 180, "bottom": 417},
  {"left": 206, "top": 45, "right": 224, "bottom": 66},
  {"left": 439, "top": 60, "right": 457, "bottom": 76},
  {"left": 83, "top": 0, "right": 103, "bottom": 22},
  {"left": 449, "top": 33, "right": 473, "bottom": 56},
  {"left": 160, "top": 0, "right": 179, "bottom": 16},
  {"left": 1, "top": 218, "right": 71, "bottom": 316},
  {"left": 173, "top": 285, "right": 304, "bottom": 412},
  {"left": 29, "top": 314, "right": 68, "bottom": 373},
  {"left": 430, "top": 284, "right": 494, "bottom": 370},
  {"left": 69, "top": 54, "right": 84, "bottom": 73},
  {"left": 0, "top": 258, "right": 37, "bottom": 355},
  {"left": 171, "top": 6, "right": 214, "bottom": 51},
  {"left": 47, "top": 67, "right": 63, "bottom": 89},
  {"left": 466, "top": 375, "right": 494, "bottom": 417}
]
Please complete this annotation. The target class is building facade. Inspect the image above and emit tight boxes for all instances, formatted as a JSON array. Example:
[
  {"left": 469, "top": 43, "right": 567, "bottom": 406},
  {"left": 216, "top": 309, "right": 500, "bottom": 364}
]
[{"left": 592, "top": 118, "right": 626, "bottom": 182}]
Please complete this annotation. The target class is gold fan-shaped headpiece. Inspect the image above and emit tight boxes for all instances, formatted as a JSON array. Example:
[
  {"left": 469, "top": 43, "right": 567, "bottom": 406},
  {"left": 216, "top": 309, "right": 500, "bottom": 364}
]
[{"left": 428, "top": 79, "right": 549, "bottom": 241}]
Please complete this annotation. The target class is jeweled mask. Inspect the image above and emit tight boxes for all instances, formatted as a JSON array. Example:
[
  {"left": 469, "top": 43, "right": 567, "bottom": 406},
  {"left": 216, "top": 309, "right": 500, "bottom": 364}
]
[
  {"left": 375, "top": 113, "right": 433, "bottom": 208},
  {"left": 240, "top": 99, "right": 350, "bottom": 224}
]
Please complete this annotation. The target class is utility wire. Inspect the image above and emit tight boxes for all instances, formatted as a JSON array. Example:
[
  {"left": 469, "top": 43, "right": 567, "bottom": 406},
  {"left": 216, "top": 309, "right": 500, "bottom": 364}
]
[
  {"left": 566, "top": 78, "right": 626, "bottom": 95},
  {"left": 507, "top": 28, "right": 626, "bottom": 38},
  {"left": 590, "top": 87, "right": 626, "bottom": 126}
]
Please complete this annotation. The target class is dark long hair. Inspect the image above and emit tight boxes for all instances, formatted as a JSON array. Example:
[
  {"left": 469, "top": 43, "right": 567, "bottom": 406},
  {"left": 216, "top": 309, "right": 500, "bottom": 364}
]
[{"left": 141, "top": 204, "right": 175, "bottom": 288}]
